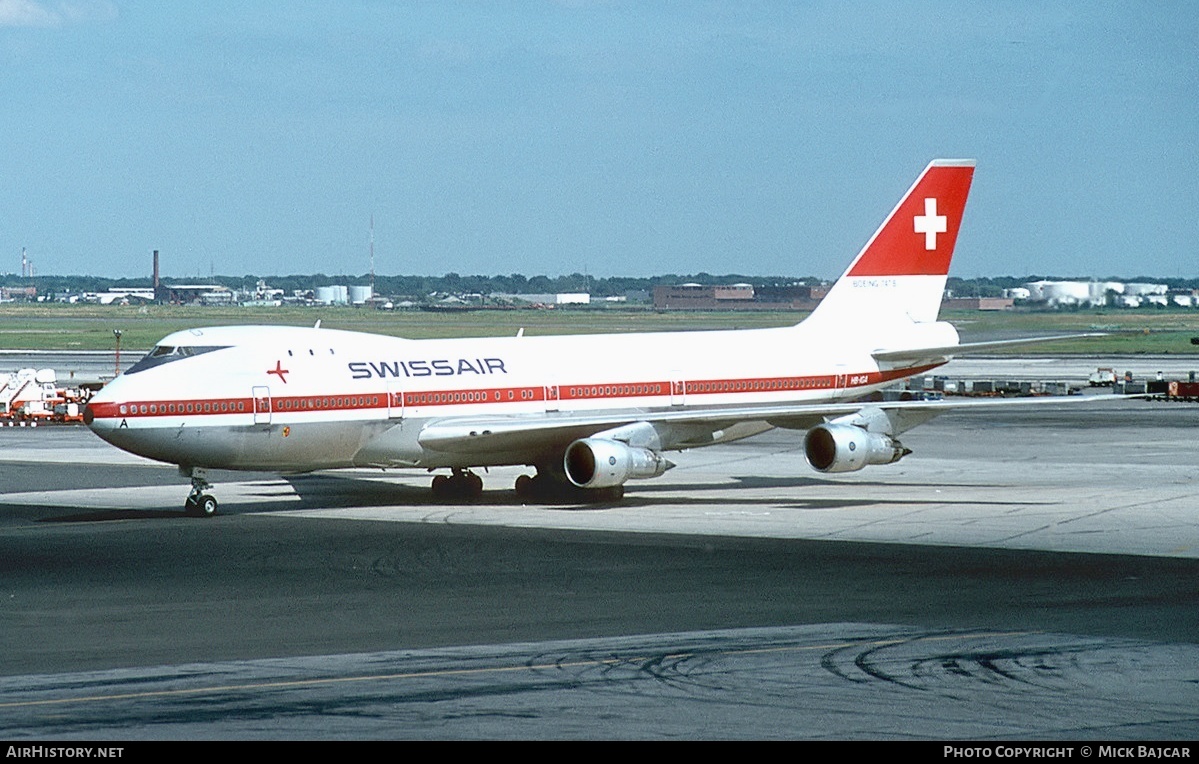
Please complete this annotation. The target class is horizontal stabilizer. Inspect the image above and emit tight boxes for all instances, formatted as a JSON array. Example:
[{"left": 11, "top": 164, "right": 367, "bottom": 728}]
[{"left": 872, "top": 333, "right": 1108, "bottom": 364}]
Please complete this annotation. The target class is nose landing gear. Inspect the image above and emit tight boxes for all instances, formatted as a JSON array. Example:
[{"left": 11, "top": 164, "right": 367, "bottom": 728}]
[{"left": 181, "top": 467, "right": 219, "bottom": 517}]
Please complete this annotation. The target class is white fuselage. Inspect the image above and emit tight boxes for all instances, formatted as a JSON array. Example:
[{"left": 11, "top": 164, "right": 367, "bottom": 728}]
[{"left": 84, "top": 320, "right": 945, "bottom": 473}]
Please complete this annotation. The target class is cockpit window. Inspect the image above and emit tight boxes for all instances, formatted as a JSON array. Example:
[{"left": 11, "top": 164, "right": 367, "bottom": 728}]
[{"left": 125, "top": 345, "right": 230, "bottom": 374}]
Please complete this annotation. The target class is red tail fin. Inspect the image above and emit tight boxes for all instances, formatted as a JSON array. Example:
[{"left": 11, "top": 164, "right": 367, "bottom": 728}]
[
  {"left": 845, "top": 159, "right": 974, "bottom": 278},
  {"left": 804, "top": 160, "right": 975, "bottom": 328}
]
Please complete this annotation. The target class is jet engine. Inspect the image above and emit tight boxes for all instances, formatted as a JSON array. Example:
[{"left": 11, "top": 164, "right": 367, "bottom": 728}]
[
  {"left": 563, "top": 438, "right": 672, "bottom": 489},
  {"left": 803, "top": 423, "right": 911, "bottom": 474}
]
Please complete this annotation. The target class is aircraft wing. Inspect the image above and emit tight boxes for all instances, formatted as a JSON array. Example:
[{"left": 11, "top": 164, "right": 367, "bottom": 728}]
[
  {"left": 415, "top": 392, "right": 1130, "bottom": 457},
  {"left": 416, "top": 402, "right": 843, "bottom": 455}
]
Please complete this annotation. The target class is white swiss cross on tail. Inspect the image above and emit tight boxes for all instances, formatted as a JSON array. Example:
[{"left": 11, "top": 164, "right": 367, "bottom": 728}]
[{"left": 913, "top": 197, "right": 947, "bottom": 250}]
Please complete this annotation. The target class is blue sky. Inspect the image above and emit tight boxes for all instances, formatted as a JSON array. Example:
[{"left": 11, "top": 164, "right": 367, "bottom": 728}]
[{"left": 2, "top": 1, "right": 1196, "bottom": 280}]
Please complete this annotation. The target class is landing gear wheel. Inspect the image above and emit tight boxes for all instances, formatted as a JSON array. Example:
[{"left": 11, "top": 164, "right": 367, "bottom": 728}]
[
  {"left": 186, "top": 494, "right": 218, "bottom": 517},
  {"left": 588, "top": 485, "right": 624, "bottom": 503},
  {"left": 517, "top": 471, "right": 624, "bottom": 504},
  {"left": 183, "top": 491, "right": 219, "bottom": 515},
  {"left": 182, "top": 467, "right": 218, "bottom": 517},
  {"left": 431, "top": 469, "right": 484, "bottom": 500}
]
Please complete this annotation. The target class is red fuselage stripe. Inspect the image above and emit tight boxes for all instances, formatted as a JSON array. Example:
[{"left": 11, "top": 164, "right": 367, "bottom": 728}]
[{"left": 88, "top": 365, "right": 939, "bottom": 420}]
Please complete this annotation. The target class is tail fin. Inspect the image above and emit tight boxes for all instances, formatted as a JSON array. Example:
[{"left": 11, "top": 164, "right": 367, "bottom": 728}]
[{"left": 806, "top": 159, "right": 975, "bottom": 327}]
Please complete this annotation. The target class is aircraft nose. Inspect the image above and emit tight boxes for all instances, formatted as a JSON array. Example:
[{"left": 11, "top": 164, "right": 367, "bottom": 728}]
[{"left": 81, "top": 395, "right": 120, "bottom": 439}]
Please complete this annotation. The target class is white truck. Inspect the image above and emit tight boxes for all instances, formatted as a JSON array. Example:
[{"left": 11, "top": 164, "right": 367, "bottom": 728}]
[{"left": 1088, "top": 367, "right": 1117, "bottom": 387}]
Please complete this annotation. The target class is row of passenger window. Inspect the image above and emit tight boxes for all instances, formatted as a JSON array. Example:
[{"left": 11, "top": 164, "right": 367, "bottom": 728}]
[
  {"left": 274, "top": 396, "right": 379, "bottom": 410},
  {"left": 119, "top": 396, "right": 385, "bottom": 416},
  {"left": 687, "top": 378, "right": 827, "bottom": 393},
  {"left": 564, "top": 379, "right": 823, "bottom": 397},
  {"left": 117, "top": 379, "right": 826, "bottom": 418},
  {"left": 405, "top": 389, "right": 537, "bottom": 405},
  {"left": 119, "top": 401, "right": 245, "bottom": 415},
  {"left": 569, "top": 384, "right": 664, "bottom": 398}
]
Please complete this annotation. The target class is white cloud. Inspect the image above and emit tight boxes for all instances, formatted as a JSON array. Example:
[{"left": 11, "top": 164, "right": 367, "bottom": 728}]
[
  {"left": 0, "top": 0, "right": 115, "bottom": 27},
  {"left": 0, "top": 0, "right": 58, "bottom": 26}
]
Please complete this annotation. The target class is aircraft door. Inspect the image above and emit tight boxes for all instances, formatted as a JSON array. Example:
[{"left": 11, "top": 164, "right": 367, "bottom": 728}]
[
  {"left": 670, "top": 374, "right": 687, "bottom": 406},
  {"left": 544, "top": 384, "right": 559, "bottom": 412},
  {"left": 252, "top": 386, "right": 271, "bottom": 425},
  {"left": 386, "top": 381, "right": 404, "bottom": 420}
]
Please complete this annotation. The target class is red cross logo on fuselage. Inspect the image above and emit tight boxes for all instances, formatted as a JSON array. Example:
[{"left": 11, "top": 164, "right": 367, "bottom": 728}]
[{"left": 267, "top": 360, "right": 290, "bottom": 384}]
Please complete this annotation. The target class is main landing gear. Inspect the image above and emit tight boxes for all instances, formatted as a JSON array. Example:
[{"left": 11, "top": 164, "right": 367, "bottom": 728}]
[
  {"left": 514, "top": 471, "right": 624, "bottom": 503},
  {"left": 428, "top": 469, "right": 623, "bottom": 503},
  {"left": 182, "top": 467, "right": 218, "bottom": 517},
  {"left": 431, "top": 468, "right": 484, "bottom": 500}
]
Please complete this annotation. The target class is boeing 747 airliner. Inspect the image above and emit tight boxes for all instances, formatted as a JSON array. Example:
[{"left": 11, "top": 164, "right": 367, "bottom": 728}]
[{"left": 84, "top": 160, "right": 1098, "bottom": 515}]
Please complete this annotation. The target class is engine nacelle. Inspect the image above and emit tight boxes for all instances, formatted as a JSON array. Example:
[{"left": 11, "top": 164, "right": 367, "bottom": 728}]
[
  {"left": 804, "top": 423, "right": 911, "bottom": 474},
  {"left": 563, "top": 438, "right": 671, "bottom": 489}
]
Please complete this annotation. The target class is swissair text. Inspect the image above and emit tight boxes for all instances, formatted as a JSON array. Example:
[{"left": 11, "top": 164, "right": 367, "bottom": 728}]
[{"left": 348, "top": 358, "right": 508, "bottom": 380}]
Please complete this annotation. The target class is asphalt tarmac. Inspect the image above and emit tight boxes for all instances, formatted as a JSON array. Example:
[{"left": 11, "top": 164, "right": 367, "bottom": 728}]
[{"left": 1, "top": 397, "right": 1197, "bottom": 739}]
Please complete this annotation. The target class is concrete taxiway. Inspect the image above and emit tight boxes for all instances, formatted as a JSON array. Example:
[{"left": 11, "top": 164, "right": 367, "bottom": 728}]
[{"left": 1, "top": 396, "right": 1197, "bottom": 739}]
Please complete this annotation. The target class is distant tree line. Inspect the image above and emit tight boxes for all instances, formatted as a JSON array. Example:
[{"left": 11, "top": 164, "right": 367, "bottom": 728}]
[
  {"left": 4, "top": 272, "right": 1199, "bottom": 300},
  {"left": 3, "top": 272, "right": 827, "bottom": 299}
]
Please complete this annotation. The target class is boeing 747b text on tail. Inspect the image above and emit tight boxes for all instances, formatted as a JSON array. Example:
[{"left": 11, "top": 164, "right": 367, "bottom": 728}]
[{"left": 84, "top": 160, "right": 1098, "bottom": 515}]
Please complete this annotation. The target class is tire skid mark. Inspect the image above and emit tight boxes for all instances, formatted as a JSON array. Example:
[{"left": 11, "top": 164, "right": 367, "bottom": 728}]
[{"left": 820, "top": 629, "right": 1122, "bottom": 698}]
